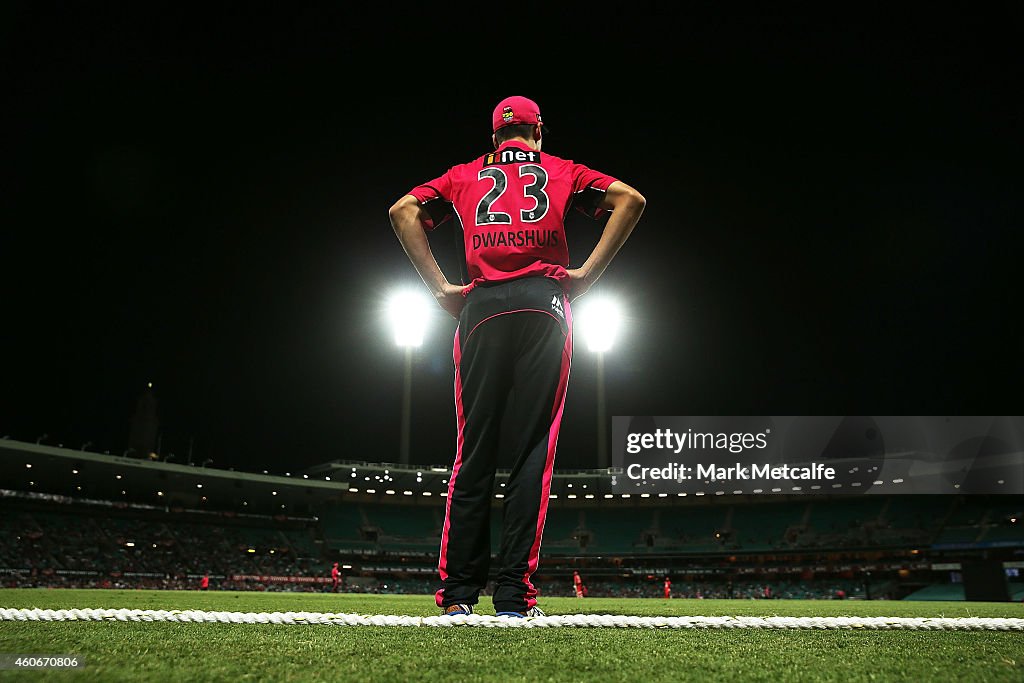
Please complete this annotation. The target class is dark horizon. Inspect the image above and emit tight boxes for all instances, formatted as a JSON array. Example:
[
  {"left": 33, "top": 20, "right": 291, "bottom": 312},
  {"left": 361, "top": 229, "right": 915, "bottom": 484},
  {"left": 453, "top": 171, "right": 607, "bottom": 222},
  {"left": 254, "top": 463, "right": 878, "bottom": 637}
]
[{"left": 3, "top": 7, "right": 1021, "bottom": 474}]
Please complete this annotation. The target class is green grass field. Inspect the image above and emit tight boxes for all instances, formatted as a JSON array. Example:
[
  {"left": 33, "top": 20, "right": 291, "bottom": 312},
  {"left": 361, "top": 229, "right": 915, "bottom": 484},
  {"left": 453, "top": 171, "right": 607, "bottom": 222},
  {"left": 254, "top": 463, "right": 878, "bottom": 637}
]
[{"left": 0, "top": 590, "right": 1021, "bottom": 682}]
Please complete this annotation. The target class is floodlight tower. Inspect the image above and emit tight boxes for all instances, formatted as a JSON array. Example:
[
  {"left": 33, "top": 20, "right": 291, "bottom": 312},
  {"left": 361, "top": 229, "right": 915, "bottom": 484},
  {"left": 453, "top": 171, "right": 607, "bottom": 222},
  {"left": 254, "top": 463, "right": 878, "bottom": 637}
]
[
  {"left": 576, "top": 297, "right": 622, "bottom": 469},
  {"left": 387, "top": 291, "right": 431, "bottom": 465}
]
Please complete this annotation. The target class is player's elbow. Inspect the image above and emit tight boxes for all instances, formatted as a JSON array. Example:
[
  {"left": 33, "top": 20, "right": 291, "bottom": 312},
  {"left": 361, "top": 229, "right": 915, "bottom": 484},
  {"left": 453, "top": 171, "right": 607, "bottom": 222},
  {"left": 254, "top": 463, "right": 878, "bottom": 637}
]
[
  {"left": 388, "top": 195, "right": 419, "bottom": 223},
  {"left": 387, "top": 199, "right": 407, "bottom": 222},
  {"left": 608, "top": 182, "right": 646, "bottom": 213},
  {"left": 625, "top": 187, "right": 646, "bottom": 211}
]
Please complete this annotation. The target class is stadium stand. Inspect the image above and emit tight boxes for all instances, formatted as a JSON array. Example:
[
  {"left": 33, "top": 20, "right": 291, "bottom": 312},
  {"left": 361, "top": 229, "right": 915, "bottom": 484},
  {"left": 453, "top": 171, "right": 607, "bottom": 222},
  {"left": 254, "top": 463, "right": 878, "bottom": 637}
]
[
  {"left": 369, "top": 505, "right": 442, "bottom": 553},
  {"left": 580, "top": 508, "right": 647, "bottom": 554},
  {"left": 728, "top": 501, "right": 806, "bottom": 550},
  {"left": 656, "top": 505, "right": 729, "bottom": 552},
  {"left": 1, "top": 448, "right": 1021, "bottom": 600}
]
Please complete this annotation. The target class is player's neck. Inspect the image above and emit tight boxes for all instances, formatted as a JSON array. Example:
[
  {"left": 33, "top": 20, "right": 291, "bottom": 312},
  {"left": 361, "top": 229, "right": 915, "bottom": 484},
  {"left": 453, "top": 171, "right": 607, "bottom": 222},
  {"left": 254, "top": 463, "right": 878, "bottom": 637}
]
[{"left": 498, "top": 137, "right": 540, "bottom": 151}]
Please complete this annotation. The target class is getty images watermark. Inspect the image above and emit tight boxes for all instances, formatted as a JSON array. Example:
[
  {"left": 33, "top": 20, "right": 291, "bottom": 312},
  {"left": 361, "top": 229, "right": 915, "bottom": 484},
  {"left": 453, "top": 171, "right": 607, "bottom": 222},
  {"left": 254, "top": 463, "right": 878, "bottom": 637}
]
[{"left": 612, "top": 416, "right": 1024, "bottom": 495}]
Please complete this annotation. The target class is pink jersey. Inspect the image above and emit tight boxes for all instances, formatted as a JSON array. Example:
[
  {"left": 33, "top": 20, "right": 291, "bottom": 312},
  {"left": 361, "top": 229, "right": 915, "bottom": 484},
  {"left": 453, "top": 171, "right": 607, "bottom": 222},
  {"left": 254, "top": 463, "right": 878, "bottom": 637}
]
[{"left": 407, "top": 140, "right": 617, "bottom": 292}]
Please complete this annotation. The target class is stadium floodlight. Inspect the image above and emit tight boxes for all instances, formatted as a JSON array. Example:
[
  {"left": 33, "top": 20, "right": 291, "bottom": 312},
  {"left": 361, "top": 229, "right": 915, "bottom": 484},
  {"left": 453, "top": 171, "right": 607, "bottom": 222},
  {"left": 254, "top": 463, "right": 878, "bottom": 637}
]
[
  {"left": 576, "top": 296, "right": 622, "bottom": 353},
  {"left": 387, "top": 289, "right": 433, "bottom": 465},
  {"left": 387, "top": 290, "right": 432, "bottom": 348},
  {"left": 575, "top": 295, "right": 623, "bottom": 469}
]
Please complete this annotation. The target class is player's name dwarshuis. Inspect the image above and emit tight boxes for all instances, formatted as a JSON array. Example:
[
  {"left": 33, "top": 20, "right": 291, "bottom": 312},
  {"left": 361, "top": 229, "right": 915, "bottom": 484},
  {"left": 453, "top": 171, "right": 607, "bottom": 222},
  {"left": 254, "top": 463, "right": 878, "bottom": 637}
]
[
  {"left": 626, "top": 462, "right": 837, "bottom": 481},
  {"left": 472, "top": 229, "right": 560, "bottom": 250}
]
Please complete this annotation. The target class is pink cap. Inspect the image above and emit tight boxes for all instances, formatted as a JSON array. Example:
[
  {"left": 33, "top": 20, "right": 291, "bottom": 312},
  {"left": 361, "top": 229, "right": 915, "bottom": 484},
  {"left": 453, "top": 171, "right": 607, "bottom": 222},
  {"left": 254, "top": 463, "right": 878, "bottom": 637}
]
[{"left": 492, "top": 96, "right": 543, "bottom": 132}]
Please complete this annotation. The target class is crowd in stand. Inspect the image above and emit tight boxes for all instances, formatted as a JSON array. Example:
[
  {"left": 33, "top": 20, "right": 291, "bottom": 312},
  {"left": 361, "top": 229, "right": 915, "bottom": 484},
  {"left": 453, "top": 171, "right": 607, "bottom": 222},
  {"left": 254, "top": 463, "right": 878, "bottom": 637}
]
[
  {"left": 0, "top": 503, "right": 875, "bottom": 599},
  {"left": 0, "top": 506, "right": 321, "bottom": 589}
]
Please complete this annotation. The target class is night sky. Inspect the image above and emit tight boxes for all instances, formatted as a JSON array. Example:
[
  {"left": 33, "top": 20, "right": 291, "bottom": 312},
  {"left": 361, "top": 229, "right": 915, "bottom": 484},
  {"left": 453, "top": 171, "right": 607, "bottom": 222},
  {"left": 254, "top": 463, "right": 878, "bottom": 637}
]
[{"left": 3, "top": 6, "right": 1021, "bottom": 473}]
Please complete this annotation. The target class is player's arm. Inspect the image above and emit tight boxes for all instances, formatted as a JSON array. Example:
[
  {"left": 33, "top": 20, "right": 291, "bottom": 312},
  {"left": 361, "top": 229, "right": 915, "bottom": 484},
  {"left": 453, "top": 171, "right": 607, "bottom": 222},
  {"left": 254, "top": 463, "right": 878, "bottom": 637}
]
[
  {"left": 567, "top": 180, "right": 646, "bottom": 301},
  {"left": 388, "top": 194, "right": 469, "bottom": 319}
]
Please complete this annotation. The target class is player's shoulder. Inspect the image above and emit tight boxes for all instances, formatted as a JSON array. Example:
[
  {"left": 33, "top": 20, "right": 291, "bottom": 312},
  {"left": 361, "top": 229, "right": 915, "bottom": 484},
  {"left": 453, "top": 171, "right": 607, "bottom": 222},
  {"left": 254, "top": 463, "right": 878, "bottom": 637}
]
[{"left": 539, "top": 150, "right": 573, "bottom": 166}]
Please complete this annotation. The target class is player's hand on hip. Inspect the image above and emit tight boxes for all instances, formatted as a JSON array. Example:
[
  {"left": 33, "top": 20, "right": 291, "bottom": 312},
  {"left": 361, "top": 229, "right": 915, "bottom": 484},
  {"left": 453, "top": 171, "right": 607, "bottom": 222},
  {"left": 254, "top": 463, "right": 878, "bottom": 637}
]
[
  {"left": 566, "top": 268, "right": 594, "bottom": 302},
  {"left": 435, "top": 282, "right": 470, "bottom": 319}
]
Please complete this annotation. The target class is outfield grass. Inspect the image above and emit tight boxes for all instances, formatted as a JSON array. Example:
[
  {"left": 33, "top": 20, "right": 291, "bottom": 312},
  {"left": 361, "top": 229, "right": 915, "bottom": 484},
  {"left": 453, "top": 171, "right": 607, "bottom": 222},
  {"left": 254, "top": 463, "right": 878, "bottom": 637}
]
[{"left": 0, "top": 590, "right": 1021, "bottom": 682}]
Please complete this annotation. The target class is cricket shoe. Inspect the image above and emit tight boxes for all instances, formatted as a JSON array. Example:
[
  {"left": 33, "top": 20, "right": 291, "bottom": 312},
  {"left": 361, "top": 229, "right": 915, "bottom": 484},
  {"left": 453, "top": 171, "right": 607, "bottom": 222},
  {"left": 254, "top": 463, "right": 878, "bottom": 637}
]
[
  {"left": 441, "top": 604, "right": 474, "bottom": 616},
  {"left": 495, "top": 606, "right": 546, "bottom": 618}
]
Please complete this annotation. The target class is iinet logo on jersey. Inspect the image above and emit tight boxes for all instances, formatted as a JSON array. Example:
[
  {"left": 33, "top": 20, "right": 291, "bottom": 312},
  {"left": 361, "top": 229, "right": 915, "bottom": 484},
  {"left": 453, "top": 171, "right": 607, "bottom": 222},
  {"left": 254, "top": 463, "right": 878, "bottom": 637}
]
[
  {"left": 551, "top": 295, "right": 564, "bottom": 319},
  {"left": 483, "top": 149, "right": 541, "bottom": 166}
]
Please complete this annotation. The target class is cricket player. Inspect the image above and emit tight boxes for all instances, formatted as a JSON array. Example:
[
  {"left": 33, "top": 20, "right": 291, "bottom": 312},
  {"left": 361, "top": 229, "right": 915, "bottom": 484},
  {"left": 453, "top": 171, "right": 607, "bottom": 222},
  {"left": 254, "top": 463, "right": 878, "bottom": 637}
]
[
  {"left": 331, "top": 562, "right": 340, "bottom": 593},
  {"left": 574, "top": 570, "right": 584, "bottom": 599},
  {"left": 389, "top": 96, "right": 645, "bottom": 617},
  {"left": 664, "top": 577, "right": 672, "bottom": 599}
]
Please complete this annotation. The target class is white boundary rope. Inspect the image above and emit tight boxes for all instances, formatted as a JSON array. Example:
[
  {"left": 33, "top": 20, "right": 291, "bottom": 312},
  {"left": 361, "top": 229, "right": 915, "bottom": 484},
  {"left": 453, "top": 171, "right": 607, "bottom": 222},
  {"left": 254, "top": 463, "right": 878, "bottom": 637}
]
[{"left": 2, "top": 608, "right": 1023, "bottom": 630}]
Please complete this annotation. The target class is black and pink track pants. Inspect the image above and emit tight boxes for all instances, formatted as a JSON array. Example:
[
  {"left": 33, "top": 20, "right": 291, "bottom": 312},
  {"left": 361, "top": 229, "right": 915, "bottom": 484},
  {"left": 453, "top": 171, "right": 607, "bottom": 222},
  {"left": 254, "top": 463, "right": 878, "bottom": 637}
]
[{"left": 435, "top": 276, "right": 571, "bottom": 613}]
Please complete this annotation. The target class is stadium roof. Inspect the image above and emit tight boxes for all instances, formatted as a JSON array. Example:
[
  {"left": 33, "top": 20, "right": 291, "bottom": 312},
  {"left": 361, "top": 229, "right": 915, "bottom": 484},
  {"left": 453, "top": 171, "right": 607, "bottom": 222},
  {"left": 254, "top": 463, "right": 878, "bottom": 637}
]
[
  {"left": 1, "top": 439, "right": 631, "bottom": 511},
  {"left": 8, "top": 439, "right": 945, "bottom": 512}
]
